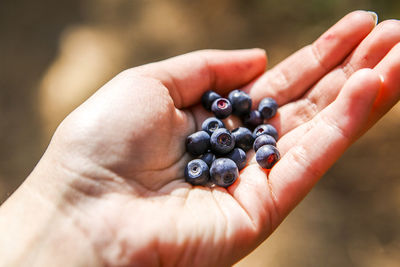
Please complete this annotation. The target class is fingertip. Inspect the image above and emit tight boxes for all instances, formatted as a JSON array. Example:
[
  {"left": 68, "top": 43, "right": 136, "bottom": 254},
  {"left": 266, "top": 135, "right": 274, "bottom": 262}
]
[
  {"left": 194, "top": 48, "right": 267, "bottom": 63},
  {"left": 229, "top": 48, "right": 267, "bottom": 66},
  {"left": 367, "top": 11, "right": 378, "bottom": 25},
  {"left": 253, "top": 48, "right": 268, "bottom": 69},
  {"left": 345, "top": 10, "right": 378, "bottom": 28},
  {"left": 233, "top": 47, "right": 267, "bottom": 58},
  {"left": 199, "top": 48, "right": 267, "bottom": 94},
  {"left": 237, "top": 47, "right": 268, "bottom": 74},
  {"left": 350, "top": 68, "right": 381, "bottom": 82},
  {"left": 346, "top": 68, "right": 382, "bottom": 98},
  {"left": 249, "top": 48, "right": 268, "bottom": 64},
  {"left": 338, "top": 70, "right": 381, "bottom": 118},
  {"left": 226, "top": 48, "right": 268, "bottom": 73},
  {"left": 370, "top": 42, "right": 400, "bottom": 117},
  {"left": 327, "top": 69, "right": 382, "bottom": 130}
]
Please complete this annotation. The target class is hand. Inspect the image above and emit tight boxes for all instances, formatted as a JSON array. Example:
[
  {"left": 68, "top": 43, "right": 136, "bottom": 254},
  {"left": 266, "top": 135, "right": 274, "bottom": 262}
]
[{"left": 1, "top": 10, "right": 399, "bottom": 267}]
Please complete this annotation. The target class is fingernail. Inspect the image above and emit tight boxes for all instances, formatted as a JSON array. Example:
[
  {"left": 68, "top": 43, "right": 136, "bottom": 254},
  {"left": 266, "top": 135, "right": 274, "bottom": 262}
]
[{"left": 367, "top": 11, "right": 378, "bottom": 25}]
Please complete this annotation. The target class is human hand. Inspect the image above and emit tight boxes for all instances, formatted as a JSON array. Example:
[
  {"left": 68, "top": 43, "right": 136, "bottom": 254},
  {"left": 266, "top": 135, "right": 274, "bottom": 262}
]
[{"left": 1, "top": 10, "right": 399, "bottom": 267}]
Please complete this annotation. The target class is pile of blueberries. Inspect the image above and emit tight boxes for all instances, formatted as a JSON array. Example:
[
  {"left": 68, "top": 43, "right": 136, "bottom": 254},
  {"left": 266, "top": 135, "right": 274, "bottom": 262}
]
[{"left": 184, "top": 89, "right": 280, "bottom": 187}]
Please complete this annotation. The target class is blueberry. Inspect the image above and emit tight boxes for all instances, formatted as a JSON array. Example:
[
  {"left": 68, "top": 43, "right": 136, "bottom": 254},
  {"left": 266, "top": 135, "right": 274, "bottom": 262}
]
[
  {"left": 199, "top": 152, "right": 216, "bottom": 167},
  {"left": 201, "top": 117, "right": 225, "bottom": 135},
  {"left": 255, "top": 145, "right": 280, "bottom": 169},
  {"left": 242, "top": 110, "right": 263, "bottom": 129},
  {"left": 228, "top": 89, "right": 252, "bottom": 116},
  {"left": 253, "top": 124, "right": 278, "bottom": 140},
  {"left": 184, "top": 159, "right": 210, "bottom": 185},
  {"left": 210, "top": 128, "right": 235, "bottom": 155},
  {"left": 226, "top": 148, "right": 247, "bottom": 170},
  {"left": 253, "top": 134, "right": 276, "bottom": 152},
  {"left": 258, "top": 97, "right": 278, "bottom": 119},
  {"left": 186, "top": 131, "right": 210, "bottom": 156},
  {"left": 201, "top": 90, "right": 221, "bottom": 111},
  {"left": 210, "top": 158, "right": 239, "bottom": 187},
  {"left": 231, "top": 127, "right": 254, "bottom": 152},
  {"left": 211, "top": 98, "right": 232, "bottom": 119}
]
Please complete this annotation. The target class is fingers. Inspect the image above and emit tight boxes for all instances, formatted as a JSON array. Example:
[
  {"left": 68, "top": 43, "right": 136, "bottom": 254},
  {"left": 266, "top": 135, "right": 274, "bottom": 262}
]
[
  {"left": 247, "top": 10, "right": 377, "bottom": 106},
  {"left": 132, "top": 49, "right": 267, "bottom": 109},
  {"left": 268, "top": 69, "right": 382, "bottom": 220},
  {"left": 369, "top": 42, "right": 400, "bottom": 126},
  {"left": 273, "top": 19, "right": 400, "bottom": 136}
]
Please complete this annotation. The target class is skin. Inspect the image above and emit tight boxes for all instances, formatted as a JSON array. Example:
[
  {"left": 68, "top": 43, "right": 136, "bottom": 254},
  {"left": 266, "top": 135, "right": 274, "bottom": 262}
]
[{"left": 0, "top": 10, "right": 399, "bottom": 267}]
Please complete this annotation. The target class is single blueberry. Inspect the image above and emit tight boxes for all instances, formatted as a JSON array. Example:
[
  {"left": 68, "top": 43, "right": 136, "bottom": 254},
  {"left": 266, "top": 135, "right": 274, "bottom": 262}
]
[
  {"left": 226, "top": 148, "right": 247, "bottom": 170},
  {"left": 184, "top": 159, "right": 210, "bottom": 185},
  {"left": 210, "top": 158, "right": 239, "bottom": 187},
  {"left": 186, "top": 131, "right": 210, "bottom": 156},
  {"left": 253, "top": 124, "right": 278, "bottom": 140},
  {"left": 258, "top": 97, "right": 278, "bottom": 119},
  {"left": 253, "top": 134, "right": 276, "bottom": 152},
  {"left": 201, "top": 117, "right": 225, "bottom": 135},
  {"left": 231, "top": 127, "right": 254, "bottom": 152},
  {"left": 242, "top": 110, "right": 263, "bottom": 129},
  {"left": 199, "top": 152, "right": 216, "bottom": 167},
  {"left": 255, "top": 145, "right": 280, "bottom": 169},
  {"left": 210, "top": 128, "right": 235, "bottom": 155},
  {"left": 211, "top": 98, "right": 232, "bottom": 119},
  {"left": 228, "top": 89, "right": 252, "bottom": 116},
  {"left": 201, "top": 90, "right": 221, "bottom": 111}
]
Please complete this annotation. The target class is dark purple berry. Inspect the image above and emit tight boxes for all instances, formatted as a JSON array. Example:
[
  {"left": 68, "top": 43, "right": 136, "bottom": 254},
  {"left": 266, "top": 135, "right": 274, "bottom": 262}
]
[
  {"left": 258, "top": 97, "right": 278, "bottom": 119},
  {"left": 243, "top": 110, "right": 263, "bottom": 129},
  {"left": 253, "top": 134, "right": 276, "bottom": 152},
  {"left": 210, "top": 128, "right": 235, "bottom": 155},
  {"left": 184, "top": 159, "right": 210, "bottom": 185},
  {"left": 186, "top": 131, "right": 210, "bottom": 156},
  {"left": 255, "top": 145, "right": 280, "bottom": 169},
  {"left": 210, "top": 158, "right": 239, "bottom": 187},
  {"left": 253, "top": 124, "right": 278, "bottom": 140},
  {"left": 228, "top": 89, "right": 252, "bottom": 116},
  {"left": 211, "top": 98, "right": 232, "bottom": 119},
  {"left": 201, "top": 117, "right": 225, "bottom": 135},
  {"left": 226, "top": 148, "right": 247, "bottom": 170},
  {"left": 200, "top": 152, "right": 216, "bottom": 167},
  {"left": 231, "top": 127, "right": 254, "bottom": 152},
  {"left": 201, "top": 90, "right": 221, "bottom": 111}
]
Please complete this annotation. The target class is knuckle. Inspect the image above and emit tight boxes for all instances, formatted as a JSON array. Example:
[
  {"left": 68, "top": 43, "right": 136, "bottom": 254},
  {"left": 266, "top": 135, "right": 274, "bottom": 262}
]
[
  {"left": 290, "top": 145, "right": 324, "bottom": 179},
  {"left": 319, "top": 112, "right": 351, "bottom": 142},
  {"left": 310, "top": 43, "right": 329, "bottom": 72}
]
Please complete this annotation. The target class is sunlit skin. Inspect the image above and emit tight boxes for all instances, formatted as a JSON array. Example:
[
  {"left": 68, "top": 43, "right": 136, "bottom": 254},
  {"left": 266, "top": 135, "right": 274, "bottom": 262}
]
[{"left": 0, "top": 11, "right": 399, "bottom": 267}]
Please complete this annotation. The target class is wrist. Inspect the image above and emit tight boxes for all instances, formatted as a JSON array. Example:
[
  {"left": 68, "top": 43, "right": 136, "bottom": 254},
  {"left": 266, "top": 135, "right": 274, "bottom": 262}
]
[{"left": 0, "top": 153, "right": 102, "bottom": 267}]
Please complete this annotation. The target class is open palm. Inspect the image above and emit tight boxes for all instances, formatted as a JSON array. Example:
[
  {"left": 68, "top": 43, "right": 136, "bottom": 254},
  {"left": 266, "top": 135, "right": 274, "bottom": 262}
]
[{"left": 42, "top": 11, "right": 400, "bottom": 267}]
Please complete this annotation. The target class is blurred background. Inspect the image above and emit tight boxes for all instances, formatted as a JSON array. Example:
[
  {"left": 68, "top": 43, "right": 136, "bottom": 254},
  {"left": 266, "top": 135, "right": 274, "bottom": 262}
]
[{"left": 0, "top": 0, "right": 399, "bottom": 266}]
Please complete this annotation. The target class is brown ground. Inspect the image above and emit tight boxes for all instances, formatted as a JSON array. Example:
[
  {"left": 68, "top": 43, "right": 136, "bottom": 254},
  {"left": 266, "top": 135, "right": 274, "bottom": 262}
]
[{"left": 1, "top": 0, "right": 399, "bottom": 266}]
